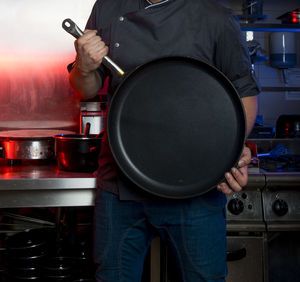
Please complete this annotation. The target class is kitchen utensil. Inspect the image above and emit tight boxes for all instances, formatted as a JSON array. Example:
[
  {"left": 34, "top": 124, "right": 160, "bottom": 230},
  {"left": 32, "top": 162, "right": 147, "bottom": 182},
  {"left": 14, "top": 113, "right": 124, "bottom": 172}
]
[
  {"left": 62, "top": 19, "right": 124, "bottom": 77},
  {"left": 269, "top": 32, "right": 297, "bottom": 85},
  {"left": 270, "top": 32, "right": 297, "bottom": 69},
  {"left": 243, "top": 0, "right": 264, "bottom": 16},
  {"left": 0, "top": 129, "right": 74, "bottom": 160},
  {"left": 54, "top": 134, "right": 103, "bottom": 172},
  {"left": 80, "top": 101, "right": 106, "bottom": 135},
  {"left": 83, "top": 122, "right": 91, "bottom": 138},
  {"left": 5, "top": 228, "right": 55, "bottom": 257},
  {"left": 257, "top": 144, "right": 290, "bottom": 158},
  {"left": 107, "top": 57, "right": 246, "bottom": 198},
  {"left": 41, "top": 256, "right": 82, "bottom": 281},
  {"left": 62, "top": 19, "right": 246, "bottom": 198}
]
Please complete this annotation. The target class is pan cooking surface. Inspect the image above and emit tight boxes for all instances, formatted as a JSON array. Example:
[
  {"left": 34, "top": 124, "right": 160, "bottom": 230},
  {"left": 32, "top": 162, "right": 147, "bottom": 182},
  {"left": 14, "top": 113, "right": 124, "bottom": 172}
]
[{"left": 108, "top": 57, "right": 246, "bottom": 198}]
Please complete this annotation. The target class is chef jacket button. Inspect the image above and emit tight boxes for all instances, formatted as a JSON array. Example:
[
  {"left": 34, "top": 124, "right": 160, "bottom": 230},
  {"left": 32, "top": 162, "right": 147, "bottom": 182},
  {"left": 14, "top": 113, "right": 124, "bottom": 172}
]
[
  {"left": 119, "top": 16, "right": 124, "bottom": 22},
  {"left": 114, "top": 42, "right": 120, "bottom": 48}
]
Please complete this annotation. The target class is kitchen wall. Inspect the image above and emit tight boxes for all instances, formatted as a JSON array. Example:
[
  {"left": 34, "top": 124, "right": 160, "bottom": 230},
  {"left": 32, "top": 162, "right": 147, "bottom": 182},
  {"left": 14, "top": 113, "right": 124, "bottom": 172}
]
[
  {"left": 0, "top": 0, "right": 299, "bottom": 130},
  {"left": 0, "top": 0, "right": 96, "bottom": 131},
  {"left": 228, "top": 0, "right": 300, "bottom": 127}
]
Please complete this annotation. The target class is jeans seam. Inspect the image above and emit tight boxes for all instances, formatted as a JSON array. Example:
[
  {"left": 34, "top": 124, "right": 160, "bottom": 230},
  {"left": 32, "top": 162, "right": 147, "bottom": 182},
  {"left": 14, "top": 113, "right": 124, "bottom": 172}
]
[
  {"left": 119, "top": 217, "right": 147, "bottom": 282},
  {"left": 95, "top": 190, "right": 113, "bottom": 267},
  {"left": 180, "top": 207, "right": 207, "bottom": 282},
  {"left": 164, "top": 227, "right": 186, "bottom": 282},
  {"left": 148, "top": 220, "right": 186, "bottom": 282},
  {"left": 181, "top": 208, "right": 226, "bottom": 281}
]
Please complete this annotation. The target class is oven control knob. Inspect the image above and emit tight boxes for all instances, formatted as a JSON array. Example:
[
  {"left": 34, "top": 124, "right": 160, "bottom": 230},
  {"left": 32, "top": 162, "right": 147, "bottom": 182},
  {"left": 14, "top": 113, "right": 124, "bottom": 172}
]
[
  {"left": 272, "top": 199, "right": 288, "bottom": 216},
  {"left": 227, "top": 199, "right": 244, "bottom": 215}
]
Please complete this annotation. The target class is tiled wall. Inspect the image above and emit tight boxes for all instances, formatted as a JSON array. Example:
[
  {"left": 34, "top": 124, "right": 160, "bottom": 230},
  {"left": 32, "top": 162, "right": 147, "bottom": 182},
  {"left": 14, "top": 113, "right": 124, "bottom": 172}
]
[{"left": 226, "top": 0, "right": 300, "bottom": 127}]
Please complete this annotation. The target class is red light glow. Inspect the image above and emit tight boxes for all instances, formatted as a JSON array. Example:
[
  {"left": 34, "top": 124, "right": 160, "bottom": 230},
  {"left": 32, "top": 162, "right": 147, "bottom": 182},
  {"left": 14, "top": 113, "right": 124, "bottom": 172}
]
[
  {"left": 0, "top": 0, "right": 97, "bottom": 131},
  {"left": 0, "top": 52, "right": 80, "bottom": 129}
]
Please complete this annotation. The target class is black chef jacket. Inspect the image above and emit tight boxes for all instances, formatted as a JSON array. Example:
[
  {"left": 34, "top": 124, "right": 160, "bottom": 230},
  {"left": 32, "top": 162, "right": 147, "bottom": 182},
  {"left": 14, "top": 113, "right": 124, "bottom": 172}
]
[{"left": 86, "top": 0, "right": 260, "bottom": 199}]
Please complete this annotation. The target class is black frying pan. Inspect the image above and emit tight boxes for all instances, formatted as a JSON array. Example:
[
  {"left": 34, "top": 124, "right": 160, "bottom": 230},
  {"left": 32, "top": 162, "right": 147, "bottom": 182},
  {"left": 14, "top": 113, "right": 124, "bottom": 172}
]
[{"left": 62, "top": 19, "right": 246, "bottom": 199}]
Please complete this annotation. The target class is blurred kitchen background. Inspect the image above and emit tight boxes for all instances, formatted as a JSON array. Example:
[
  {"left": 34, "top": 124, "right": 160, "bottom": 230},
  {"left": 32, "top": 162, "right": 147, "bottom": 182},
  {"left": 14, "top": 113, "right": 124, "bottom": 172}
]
[
  {"left": 0, "top": 0, "right": 299, "bottom": 134},
  {"left": 228, "top": 0, "right": 300, "bottom": 132},
  {"left": 0, "top": 0, "right": 96, "bottom": 132},
  {"left": 0, "top": 1, "right": 300, "bottom": 282}
]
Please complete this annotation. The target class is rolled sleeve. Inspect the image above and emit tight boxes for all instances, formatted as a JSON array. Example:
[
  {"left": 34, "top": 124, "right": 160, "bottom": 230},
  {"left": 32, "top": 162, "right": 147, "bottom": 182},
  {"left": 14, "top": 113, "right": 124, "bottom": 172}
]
[
  {"left": 231, "top": 70, "right": 261, "bottom": 98},
  {"left": 215, "top": 14, "right": 260, "bottom": 98}
]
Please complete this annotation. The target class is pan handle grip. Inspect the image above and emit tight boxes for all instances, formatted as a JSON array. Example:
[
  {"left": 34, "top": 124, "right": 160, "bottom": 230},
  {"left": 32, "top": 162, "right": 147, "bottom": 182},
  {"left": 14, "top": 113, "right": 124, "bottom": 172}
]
[
  {"left": 0, "top": 145, "right": 4, "bottom": 159},
  {"left": 62, "top": 18, "right": 125, "bottom": 77}
]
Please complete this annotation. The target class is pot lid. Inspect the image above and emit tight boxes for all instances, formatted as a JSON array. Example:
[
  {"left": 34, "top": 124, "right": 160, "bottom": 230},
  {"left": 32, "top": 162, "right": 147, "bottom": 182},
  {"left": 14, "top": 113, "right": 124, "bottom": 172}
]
[{"left": 0, "top": 129, "right": 75, "bottom": 140}]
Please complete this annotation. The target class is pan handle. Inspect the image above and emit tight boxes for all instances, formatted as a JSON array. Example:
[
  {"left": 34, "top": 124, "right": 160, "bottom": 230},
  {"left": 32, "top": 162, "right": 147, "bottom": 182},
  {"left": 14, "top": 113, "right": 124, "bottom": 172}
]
[
  {"left": 0, "top": 144, "right": 4, "bottom": 159},
  {"left": 62, "top": 18, "right": 125, "bottom": 77}
]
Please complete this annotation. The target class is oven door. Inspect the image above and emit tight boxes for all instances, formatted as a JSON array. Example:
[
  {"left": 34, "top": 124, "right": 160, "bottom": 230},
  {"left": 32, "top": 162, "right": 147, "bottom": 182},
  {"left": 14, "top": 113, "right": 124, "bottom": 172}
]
[
  {"left": 227, "top": 235, "right": 267, "bottom": 282},
  {"left": 148, "top": 234, "right": 268, "bottom": 282}
]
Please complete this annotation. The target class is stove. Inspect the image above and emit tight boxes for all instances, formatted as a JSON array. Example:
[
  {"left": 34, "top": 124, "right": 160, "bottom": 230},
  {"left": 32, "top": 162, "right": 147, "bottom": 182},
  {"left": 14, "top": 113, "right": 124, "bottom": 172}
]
[
  {"left": 226, "top": 183, "right": 265, "bottom": 232},
  {"left": 226, "top": 139, "right": 300, "bottom": 229},
  {"left": 254, "top": 139, "right": 300, "bottom": 230},
  {"left": 225, "top": 139, "right": 300, "bottom": 282},
  {"left": 225, "top": 171, "right": 267, "bottom": 282},
  {"left": 262, "top": 180, "right": 300, "bottom": 231}
]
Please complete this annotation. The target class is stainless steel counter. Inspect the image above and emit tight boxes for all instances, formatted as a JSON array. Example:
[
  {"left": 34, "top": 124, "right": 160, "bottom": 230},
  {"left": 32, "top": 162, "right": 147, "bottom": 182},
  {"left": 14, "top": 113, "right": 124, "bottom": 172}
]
[
  {"left": 0, "top": 160, "right": 96, "bottom": 208},
  {"left": 0, "top": 159, "right": 299, "bottom": 208}
]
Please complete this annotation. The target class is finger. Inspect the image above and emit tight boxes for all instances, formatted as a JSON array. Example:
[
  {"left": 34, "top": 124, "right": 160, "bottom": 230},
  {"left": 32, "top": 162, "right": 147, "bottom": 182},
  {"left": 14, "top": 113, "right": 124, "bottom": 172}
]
[
  {"left": 86, "top": 43, "right": 108, "bottom": 60},
  {"left": 80, "top": 35, "right": 107, "bottom": 56},
  {"left": 87, "top": 38, "right": 107, "bottom": 53},
  {"left": 83, "top": 29, "right": 98, "bottom": 37},
  {"left": 225, "top": 171, "right": 243, "bottom": 192},
  {"left": 231, "top": 167, "right": 248, "bottom": 187},
  {"left": 87, "top": 50, "right": 108, "bottom": 65},
  {"left": 76, "top": 39, "right": 106, "bottom": 64},
  {"left": 74, "top": 40, "right": 78, "bottom": 53},
  {"left": 238, "top": 146, "right": 251, "bottom": 167},
  {"left": 217, "top": 183, "right": 233, "bottom": 195},
  {"left": 77, "top": 30, "right": 98, "bottom": 46}
]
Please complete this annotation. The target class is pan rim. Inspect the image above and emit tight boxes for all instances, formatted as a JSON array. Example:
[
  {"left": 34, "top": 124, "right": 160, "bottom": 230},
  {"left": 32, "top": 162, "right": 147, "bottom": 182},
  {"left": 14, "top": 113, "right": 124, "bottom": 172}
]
[{"left": 107, "top": 56, "right": 246, "bottom": 199}]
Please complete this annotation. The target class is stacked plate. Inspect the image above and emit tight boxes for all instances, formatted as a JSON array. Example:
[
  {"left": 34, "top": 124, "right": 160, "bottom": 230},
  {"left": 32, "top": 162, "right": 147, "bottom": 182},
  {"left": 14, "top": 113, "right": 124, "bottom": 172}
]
[
  {"left": 4, "top": 228, "right": 95, "bottom": 281},
  {"left": 4, "top": 228, "right": 55, "bottom": 281}
]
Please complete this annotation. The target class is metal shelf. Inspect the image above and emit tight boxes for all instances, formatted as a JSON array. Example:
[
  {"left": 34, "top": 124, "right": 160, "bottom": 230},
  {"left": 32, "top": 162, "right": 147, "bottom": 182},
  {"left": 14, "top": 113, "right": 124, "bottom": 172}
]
[
  {"left": 261, "top": 86, "right": 300, "bottom": 92},
  {"left": 240, "top": 23, "right": 300, "bottom": 32}
]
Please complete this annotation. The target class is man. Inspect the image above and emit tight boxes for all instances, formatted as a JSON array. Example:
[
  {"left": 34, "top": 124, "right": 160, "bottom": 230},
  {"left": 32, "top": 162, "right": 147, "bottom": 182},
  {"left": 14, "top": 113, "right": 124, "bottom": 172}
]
[{"left": 69, "top": 0, "right": 259, "bottom": 280}]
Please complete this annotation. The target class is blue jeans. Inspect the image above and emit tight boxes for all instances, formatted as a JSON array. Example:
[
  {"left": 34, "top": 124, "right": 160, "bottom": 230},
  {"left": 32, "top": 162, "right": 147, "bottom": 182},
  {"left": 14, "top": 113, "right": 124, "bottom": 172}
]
[{"left": 94, "top": 189, "right": 227, "bottom": 282}]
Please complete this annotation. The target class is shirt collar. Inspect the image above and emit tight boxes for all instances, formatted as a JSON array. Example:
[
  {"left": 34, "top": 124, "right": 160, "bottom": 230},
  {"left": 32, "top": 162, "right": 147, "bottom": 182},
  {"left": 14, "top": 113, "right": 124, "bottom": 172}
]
[{"left": 144, "top": 0, "right": 170, "bottom": 9}]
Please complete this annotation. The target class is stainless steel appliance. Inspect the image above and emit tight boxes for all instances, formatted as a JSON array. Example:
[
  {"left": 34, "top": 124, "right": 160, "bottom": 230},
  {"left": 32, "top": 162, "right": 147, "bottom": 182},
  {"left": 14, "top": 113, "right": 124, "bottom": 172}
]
[
  {"left": 80, "top": 101, "right": 106, "bottom": 135},
  {"left": 253, "top": 139, "right": 300, "bottom": 282},
  {"left": 226, "top": 138, "right": 300, "bottom": 282},
  {"left": 0, "top": 129, "right": 75, "bottom": 160},
  {"left": 226, "top": 174, "right": 267, "bottom": 282},
  {"left": 263, "top": 176, "right": 300, "bottom": 282},
  {"left": 226, "top": 235, "right": 266, "bottom": 282},
  {"left": 263, "top": 173, "right": 300, "bottom": 232}
]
